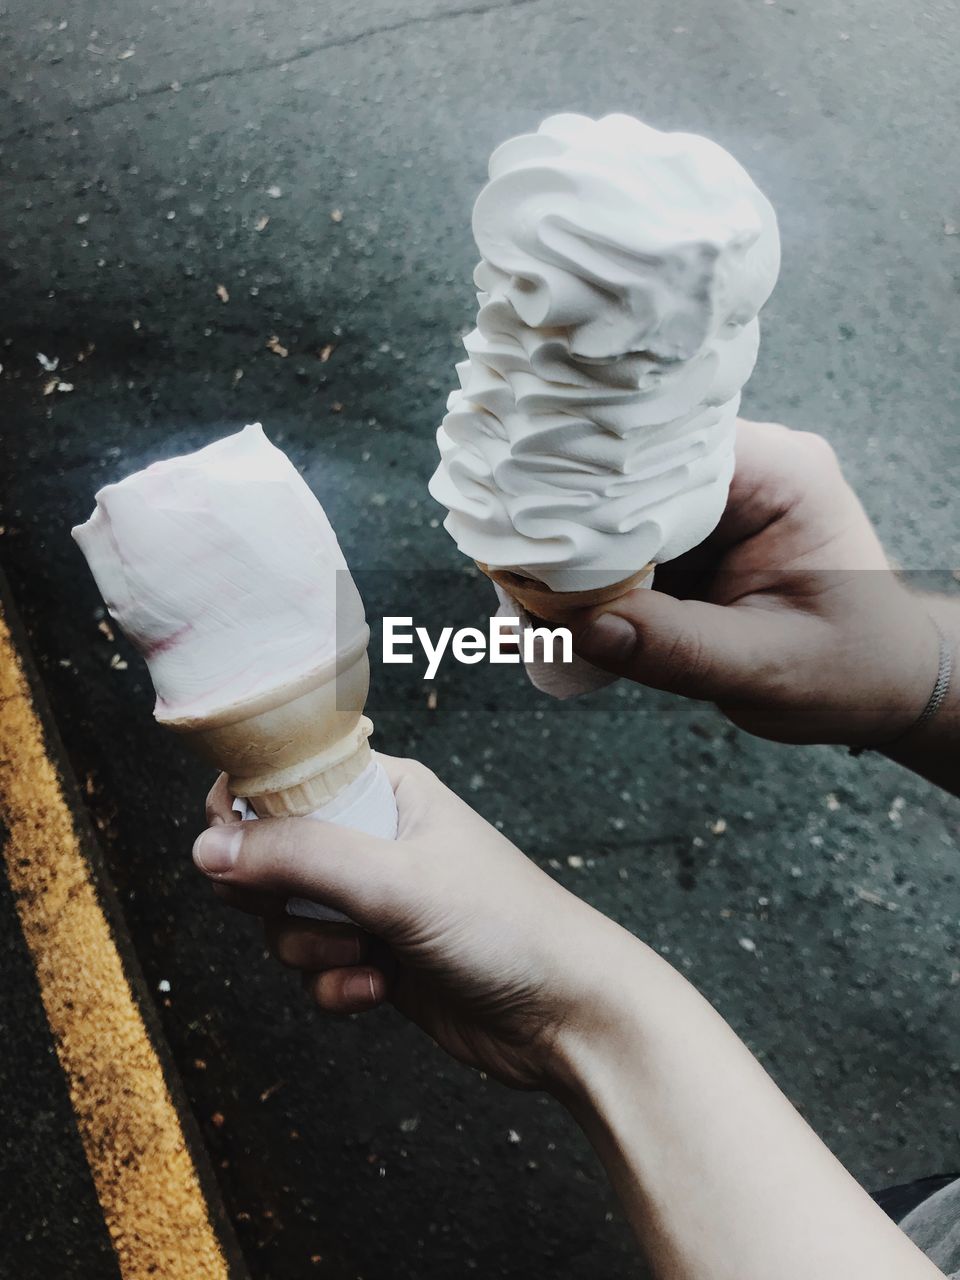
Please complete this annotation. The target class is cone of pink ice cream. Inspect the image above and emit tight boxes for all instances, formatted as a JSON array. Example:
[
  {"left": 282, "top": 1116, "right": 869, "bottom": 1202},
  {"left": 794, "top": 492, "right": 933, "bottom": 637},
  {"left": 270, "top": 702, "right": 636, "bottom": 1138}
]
[{"left": 72, "top": 423, "right": 397, "bottom": 842}]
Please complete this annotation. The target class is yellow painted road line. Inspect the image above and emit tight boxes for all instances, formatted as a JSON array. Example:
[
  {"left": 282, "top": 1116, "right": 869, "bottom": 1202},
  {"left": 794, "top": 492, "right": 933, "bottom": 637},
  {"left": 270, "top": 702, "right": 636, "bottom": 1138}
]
[{"left": 0, "top": 610, "right": 230, "bottom": 1280}]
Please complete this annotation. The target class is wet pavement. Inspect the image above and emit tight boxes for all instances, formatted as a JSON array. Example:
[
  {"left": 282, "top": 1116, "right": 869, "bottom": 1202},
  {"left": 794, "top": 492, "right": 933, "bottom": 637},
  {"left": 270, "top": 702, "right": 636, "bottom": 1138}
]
[{"left": 1, "top": 0, "right": 959, "bottom": 1275}]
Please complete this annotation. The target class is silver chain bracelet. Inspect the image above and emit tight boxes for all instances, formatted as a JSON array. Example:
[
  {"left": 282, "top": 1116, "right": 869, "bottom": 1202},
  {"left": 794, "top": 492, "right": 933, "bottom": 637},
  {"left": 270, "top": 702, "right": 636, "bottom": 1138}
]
[{"left": 850, "top": 615, "right": 954, "bottom": 757}]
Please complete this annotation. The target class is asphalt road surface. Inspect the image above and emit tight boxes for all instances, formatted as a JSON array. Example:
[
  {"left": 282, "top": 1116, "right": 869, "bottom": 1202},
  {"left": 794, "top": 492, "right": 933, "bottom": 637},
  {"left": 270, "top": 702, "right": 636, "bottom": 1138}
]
[{"left": 1, "top": 0, "right": 959, "bottom": 1276}]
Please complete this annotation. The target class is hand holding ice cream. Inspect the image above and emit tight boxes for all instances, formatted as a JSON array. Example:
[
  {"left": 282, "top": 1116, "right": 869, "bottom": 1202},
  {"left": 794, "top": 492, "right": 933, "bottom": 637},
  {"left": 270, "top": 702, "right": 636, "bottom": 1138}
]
[
  {"left": 72, "top": 424, "right": 398, "bottom": 917},
  {"left": 569, "top": 417, "right": 951, "bottom": 761}
]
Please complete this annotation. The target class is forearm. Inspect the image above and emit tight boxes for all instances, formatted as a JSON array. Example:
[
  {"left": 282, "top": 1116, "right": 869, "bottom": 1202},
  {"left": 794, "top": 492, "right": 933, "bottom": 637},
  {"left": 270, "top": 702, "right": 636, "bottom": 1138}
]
[
  {"left": 553, "top": 937, "right": 943, "bottom": 1280},
  {"left": 883, "top": 595, "right": 960, "bottom": 796}
]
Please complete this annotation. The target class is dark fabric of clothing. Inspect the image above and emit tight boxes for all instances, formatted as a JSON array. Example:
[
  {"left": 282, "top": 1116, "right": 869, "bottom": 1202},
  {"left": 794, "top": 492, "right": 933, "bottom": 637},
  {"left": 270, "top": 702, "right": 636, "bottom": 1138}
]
[
  {"left": 874, "top": 1174, "right": 960, "bottom": 1224},
  {"left": 896, "top": 1176, "right": 960, "bottom": 1277}
]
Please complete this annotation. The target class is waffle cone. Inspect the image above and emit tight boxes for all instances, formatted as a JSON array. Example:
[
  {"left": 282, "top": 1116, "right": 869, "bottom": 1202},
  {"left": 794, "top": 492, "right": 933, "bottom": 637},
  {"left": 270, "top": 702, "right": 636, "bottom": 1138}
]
[
  {"left": 476, "top": 562, "right": 655, "bottom": 624},
  {"left": 158, "top": 632, "right": 374, "bottom": 818}
]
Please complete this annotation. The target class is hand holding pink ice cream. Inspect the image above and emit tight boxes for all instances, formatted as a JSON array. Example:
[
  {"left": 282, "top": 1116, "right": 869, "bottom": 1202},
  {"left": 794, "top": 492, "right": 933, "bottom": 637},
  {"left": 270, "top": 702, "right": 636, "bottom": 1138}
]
[{"left": 72, "top": 425, "right": 397, "bottom": 872}]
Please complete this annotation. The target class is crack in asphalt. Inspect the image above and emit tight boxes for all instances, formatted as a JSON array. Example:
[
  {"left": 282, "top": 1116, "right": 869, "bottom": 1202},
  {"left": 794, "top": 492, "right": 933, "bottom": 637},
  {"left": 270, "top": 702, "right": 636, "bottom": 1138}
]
[{"left": 13, "top": 0, "right": 549, "bottom": 138}]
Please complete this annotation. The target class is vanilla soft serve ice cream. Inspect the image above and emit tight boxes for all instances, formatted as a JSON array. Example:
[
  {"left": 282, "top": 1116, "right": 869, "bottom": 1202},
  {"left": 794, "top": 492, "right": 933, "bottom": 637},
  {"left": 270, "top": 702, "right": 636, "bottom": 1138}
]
[
  {"left": 73, "top": 422, "right": 366, "bottom": 723},
  {"left": 72, "top": 425, "right": 398, "bottom": 887},
  {"left": 429, "top": 113, "right": 781, "bottom": 591}
]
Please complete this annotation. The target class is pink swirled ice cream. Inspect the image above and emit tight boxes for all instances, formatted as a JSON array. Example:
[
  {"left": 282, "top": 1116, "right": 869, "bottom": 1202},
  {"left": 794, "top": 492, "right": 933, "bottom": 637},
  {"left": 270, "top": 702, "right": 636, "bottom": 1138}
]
[
  {"left": 429, "top": 112, "right": 781, "bottom": 591},
  {"left": 72, "top": 423, "right": 367, "bottom": 723}
]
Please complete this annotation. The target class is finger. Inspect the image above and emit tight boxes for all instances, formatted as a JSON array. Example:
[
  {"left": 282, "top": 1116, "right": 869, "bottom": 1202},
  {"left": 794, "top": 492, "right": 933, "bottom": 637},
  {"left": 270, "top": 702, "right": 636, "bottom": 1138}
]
[
  {"left": 210, "top": 882, "right": 287, "bottom": 917},
  {"left": 663, "top": 420, "right": 831, "bottom": 577},
  {"left": 375, "top": 754, "right": 465, "bottom": 837},
  {"left": 720, "top": 419, "right": 876, "bottom": 557},
  {"left": 265, "top": 917, "right": 369, "bottom": 971},
  {"left": 205, "top": 773, "right": 242, "bottom": 826},
  {"left": 569, "top": 587, "right": 802, "bottom": 702},
  {"left": 375, "top": 752, "right": 447, "bottom": 798},
  {"left": 191, "top": 813, "right": 406, "bottom": 929},
  {"left": 708, "top": 418, "right": 801, "bottom": 549},
  {"left": 304, "top": 966, "right": 389, "bottom": 1014},
  {"left": 611, "top": 421, "right": 831, "bottom": 604}
]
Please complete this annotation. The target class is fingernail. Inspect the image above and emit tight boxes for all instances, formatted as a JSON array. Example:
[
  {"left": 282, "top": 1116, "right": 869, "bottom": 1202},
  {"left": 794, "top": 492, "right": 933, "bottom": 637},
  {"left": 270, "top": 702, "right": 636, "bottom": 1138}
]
[
  {"left": 576, "top": 613, "right": 637, "bottom": 662},
  {"left": 342, "top": 970, "right": 378, "bottom": 1007},
  {"left": 192, "top": 826, "right": 242, "bottom": 875}
]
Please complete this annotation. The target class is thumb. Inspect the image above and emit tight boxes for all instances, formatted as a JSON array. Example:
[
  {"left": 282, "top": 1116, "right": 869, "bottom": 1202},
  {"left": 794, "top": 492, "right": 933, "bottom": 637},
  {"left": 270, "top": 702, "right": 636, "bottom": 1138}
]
[
  {"left": 192, "top": 816, "right": 404, "bottom": 929},
  {"left": 569, "top": 588, "right": 779, "bottom": 703}
]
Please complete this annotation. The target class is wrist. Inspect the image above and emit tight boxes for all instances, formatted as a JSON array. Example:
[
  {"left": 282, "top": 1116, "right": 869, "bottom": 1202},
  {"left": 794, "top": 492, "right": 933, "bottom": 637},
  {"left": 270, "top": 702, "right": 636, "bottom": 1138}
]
[
  {"left": 854, "top": 596, "right": 955, "bottom": 753},
  {"left": 878, "top": 596, "right": 959, "bottom": 787},
  {"left": 544, "top": 929, "right": 683, "bottom": 1105},
  {"left": 846, "top": 588, "right": 945, "bottom": 749}
]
